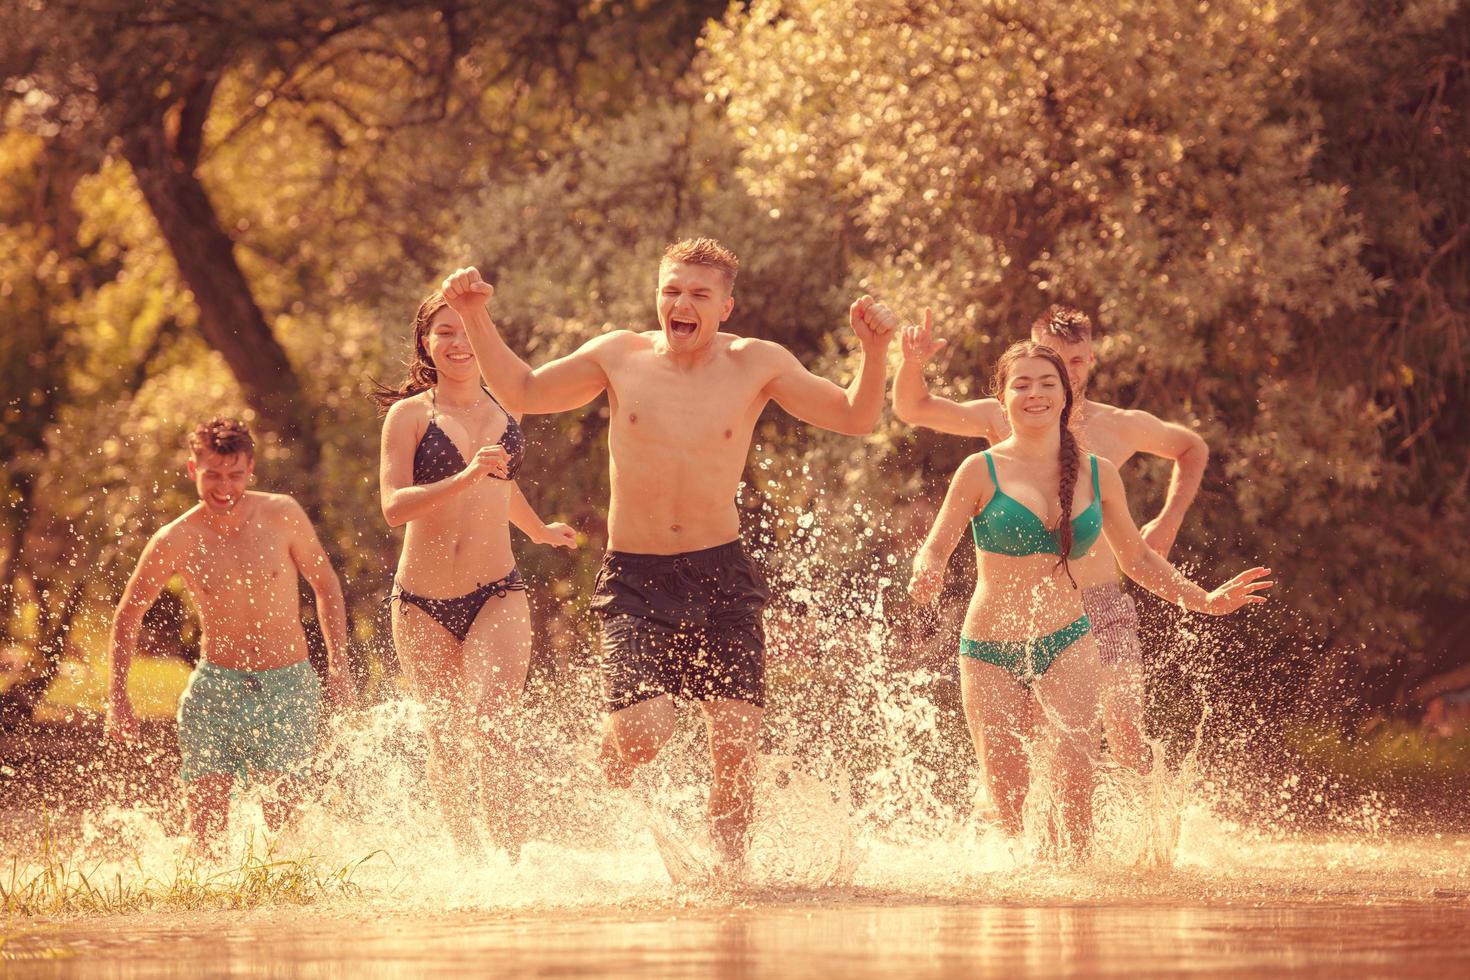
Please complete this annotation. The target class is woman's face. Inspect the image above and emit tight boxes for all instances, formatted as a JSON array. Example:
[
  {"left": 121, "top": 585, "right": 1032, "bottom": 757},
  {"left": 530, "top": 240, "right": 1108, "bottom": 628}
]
[
  {"left": 1001, "top": 355, "right": 1067, "bottom": 431},
  {"left": 423, "top": 306, "right": 477, "bottom": 381}
]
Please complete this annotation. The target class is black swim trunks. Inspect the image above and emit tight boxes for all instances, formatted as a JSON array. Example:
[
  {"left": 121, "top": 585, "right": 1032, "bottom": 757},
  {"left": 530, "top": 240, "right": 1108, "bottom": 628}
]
[{"left": 590, "top": 540, "right": 770, "bottom": 713}]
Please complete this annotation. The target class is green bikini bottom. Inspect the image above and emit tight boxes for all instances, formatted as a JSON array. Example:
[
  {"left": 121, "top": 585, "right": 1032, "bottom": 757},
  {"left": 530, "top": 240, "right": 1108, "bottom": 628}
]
[{"left": 959, "top": 615, "right": 1092, "bottom": 682}]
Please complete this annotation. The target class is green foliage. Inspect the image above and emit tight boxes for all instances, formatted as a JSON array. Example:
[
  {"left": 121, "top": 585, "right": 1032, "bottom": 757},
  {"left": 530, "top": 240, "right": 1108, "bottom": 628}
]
[
  {"left": 701, "top": 0, "right": 1470, "bottom": 697},
  {"left": 1, "top": 0, "right": 1466, "bottom": 726}
]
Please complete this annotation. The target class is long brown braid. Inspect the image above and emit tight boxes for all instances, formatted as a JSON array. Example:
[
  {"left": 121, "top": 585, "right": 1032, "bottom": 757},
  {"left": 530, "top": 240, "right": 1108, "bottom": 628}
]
[
  {"left": 369, "top": 289, "right": 448, "bottom": 415},
  {"left": 990, "top": 341, "right": 1083, "bottom": 588}
]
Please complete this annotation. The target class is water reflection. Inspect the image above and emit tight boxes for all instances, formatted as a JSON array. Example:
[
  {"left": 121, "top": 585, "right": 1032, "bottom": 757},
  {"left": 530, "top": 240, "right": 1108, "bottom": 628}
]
[{"left": 8, "top": 901, "right": 1470, "bottom": 977}]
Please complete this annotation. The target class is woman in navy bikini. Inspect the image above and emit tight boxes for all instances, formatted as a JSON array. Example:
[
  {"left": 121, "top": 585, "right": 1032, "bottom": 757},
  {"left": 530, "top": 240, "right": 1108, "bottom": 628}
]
[
  {"left": 374, "top": 288, "right": 576, "bottom": 855},
  {"left": 908, "top": 341, "right": 1271, "bottom": 856}
]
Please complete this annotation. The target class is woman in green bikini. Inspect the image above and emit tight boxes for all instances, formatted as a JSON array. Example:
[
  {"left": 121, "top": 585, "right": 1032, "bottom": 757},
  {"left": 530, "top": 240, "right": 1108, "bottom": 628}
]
[{"left": 908, "top": 341, "right": 1271, "bottom": 854}]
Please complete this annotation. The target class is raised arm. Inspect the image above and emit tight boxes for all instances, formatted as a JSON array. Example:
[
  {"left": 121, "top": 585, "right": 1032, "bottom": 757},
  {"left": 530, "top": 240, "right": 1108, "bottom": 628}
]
[
  {"left": 764, "top": 295, "right": 898, "bottom": 435},
  {"left": 441, "top": 267, "right": 610, "bottom": 415},
  {"left": 282, "top": 498, "right": 352, "bottom": 709},
  {"left": 909, "top": 454, "right": 991, "bottom": 605},
  {"left": 378, "top": 400, "right": 514, "bottom": 527},
  {"left": 107, "top": 528, "right": 180, "bottom": 740},
  {"left": 508, "top": 482, "right": 577, "bottom": 549},
  {"left": 894, "top": 309, "right": 1007, "bottom": 440},
  {"left": 1123, "top": 410, "right": 1210, "bottom": 557},
  {"left": 1096, "top": 458, "right": 1270, "bottom": 614}
]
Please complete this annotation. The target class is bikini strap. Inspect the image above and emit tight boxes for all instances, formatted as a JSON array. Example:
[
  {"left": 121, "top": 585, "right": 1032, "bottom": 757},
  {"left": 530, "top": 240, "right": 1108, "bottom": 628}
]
[
  {"left": 1090, "top": 453, "right": 1100, "bottom": 499},
  {"left": 427, "top": 386, "right": 439, "bottom": 423},
  {"left": 480, "top": 384, "right": 514, "bottom": 422},
  {"left": 982, "top": 451, "right": 999, "bottom": 487}
]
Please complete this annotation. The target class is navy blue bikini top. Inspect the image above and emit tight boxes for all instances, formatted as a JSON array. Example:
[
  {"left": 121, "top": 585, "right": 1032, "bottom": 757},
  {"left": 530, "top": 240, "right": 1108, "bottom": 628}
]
[{"left": 412, "top": 386, "right": 525, "bottom": 485}]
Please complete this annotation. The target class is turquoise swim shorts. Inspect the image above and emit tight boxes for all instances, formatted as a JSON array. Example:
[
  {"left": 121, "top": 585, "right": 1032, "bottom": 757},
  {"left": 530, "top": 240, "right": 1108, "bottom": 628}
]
[{"left": 177, "top": 659, "right": 321, "bottom": 783}]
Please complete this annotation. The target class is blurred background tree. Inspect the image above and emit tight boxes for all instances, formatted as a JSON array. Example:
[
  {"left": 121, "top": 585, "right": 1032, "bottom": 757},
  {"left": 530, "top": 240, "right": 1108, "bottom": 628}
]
[{"left": 0, "top": 0, "right": 1465, "bottom": 748}]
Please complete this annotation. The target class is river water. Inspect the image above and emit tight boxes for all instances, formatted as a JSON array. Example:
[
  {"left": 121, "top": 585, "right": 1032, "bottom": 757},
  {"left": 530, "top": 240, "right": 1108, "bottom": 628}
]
[{"left": 5, "top": 692, "right": 1468, "bottom": 976}]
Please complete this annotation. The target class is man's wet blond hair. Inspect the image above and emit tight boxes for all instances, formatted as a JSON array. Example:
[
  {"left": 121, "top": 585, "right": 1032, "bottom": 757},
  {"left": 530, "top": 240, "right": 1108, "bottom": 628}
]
[
  {"left": 661, "top": 238, "right": 739, "bottom": 291},
  {"left": 1030, "top": 305, "right": 1093, "bottom": 344}
]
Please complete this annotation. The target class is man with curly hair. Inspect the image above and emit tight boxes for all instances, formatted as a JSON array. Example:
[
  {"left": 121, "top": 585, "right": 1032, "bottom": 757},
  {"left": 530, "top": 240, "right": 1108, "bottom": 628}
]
[{"left": 107, "top": 417, "right": 351, "bottom": 853}]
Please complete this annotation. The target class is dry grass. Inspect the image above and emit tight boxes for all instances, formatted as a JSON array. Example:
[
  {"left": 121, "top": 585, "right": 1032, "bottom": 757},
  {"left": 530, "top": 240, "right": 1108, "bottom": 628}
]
[{"left": 2, "top": 819, "right": 384, "bottom": 918}]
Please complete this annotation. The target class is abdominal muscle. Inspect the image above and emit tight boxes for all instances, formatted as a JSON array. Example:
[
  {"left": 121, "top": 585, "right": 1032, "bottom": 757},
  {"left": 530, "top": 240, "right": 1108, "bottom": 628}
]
[
  {"left": 961, "top": 550, "right": 1090, "bottom": 641},
  {"left": 396, "top": 480, "right": 517, "bottom": 597}
]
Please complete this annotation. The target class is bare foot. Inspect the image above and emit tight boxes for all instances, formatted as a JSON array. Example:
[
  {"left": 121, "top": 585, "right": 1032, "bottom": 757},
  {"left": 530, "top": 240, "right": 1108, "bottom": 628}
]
[{"left": 597, "top": 725, "right": 635, "bottom": 788}]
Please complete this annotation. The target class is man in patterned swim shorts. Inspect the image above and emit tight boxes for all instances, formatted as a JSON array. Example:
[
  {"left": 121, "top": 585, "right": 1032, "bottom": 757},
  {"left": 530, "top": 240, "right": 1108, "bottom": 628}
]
[{"left": 107, "top": 418, "right": 351, "bottom": 852}]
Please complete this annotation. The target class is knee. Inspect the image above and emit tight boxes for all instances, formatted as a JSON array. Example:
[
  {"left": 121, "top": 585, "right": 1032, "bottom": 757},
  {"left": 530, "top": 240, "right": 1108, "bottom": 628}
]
[{"left": 617, "top": 736, "right": 662, "bottom": 767}]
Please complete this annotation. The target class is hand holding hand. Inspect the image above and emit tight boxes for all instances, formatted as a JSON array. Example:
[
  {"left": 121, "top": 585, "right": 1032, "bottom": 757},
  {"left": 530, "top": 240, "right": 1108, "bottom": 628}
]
[
  {"left": 850, "top": 295, "right": 900, "bottom": 351},
  {"left": 1140, "top": 516, "right": 1179, "bottom": 558},
  {"left": 441, "top": 266, "right": 495, "bottom": 315},
  {"left": 1202, "top": 566, "right": 1273, "bottom": 614},
  {"left": 539, "top": 522, "right": 578, "bottom": 548},
  {"left": 465, "top": 444, "right": 511, "bottom": 480},
  {"left": 900, "top": 307, "right": 946, "bottom": 365}
]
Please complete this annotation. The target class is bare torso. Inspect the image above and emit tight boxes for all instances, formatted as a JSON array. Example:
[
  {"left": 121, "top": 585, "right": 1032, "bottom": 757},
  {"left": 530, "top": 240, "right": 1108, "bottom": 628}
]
[
  {"left": 601, "top": 331, "right": 777, "bottom": 554},
  {"left": 394, "top": 390, "right": 518, "bottom": 595},
  {"left": 163, "top": 493, "right": 311, "bottom": 670}
]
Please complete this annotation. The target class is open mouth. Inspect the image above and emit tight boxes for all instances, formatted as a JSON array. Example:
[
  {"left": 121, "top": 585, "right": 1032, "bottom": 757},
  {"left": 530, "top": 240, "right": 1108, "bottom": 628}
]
[
  {"left": 445, "top": 352, "right": 474, "bottom": 364},
  {"left": 1023, "top": 404, "right": 1051, "bottom": 415},
  {"left": 209, "top": 492, "right": 235, "bottom": 508},
  {"left": 669, "top": 317, "right": 698, "bottom": 339}
]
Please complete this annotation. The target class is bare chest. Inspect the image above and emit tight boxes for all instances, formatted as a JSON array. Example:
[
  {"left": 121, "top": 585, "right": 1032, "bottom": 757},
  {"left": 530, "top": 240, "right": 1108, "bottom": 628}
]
[
  {"left": 609, "top": 360, "right": 765, "bottom": 450},
  {"left": 177, "top": 527, "right": 296, "bottom": 599}
]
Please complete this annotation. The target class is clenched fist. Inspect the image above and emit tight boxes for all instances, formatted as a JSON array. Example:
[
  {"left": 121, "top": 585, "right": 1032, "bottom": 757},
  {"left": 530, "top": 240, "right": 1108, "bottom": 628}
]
[
  {"left": 850, "top": 295, "right": 900, "bottom": 351},
  {"left": 441, "top": 267, "right": 495, "bottom": 315}
]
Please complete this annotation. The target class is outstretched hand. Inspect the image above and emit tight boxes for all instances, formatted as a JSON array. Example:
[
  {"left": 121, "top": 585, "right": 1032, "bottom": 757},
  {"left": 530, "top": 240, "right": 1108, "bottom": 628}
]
[
  {"left": 900, "top": 308, "right": 947, "bottom": 365},
  {"left": 908, "top": 558, "right": 945, "bottom": 606},
  {"left": 1202, "top": 566, "right": 1274, "bottom": 614},
  {"left": 850, "top": 295, "right": 900, "bottom": 351},
  {"left": 441, "top": 266, "right": 495, "bottom": 315}
]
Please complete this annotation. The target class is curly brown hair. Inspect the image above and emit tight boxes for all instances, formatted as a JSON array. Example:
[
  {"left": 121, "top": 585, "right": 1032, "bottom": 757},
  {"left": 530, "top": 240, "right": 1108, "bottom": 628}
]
[
  {"left": 187, "top": 417, "right": 254, "bottom": 460},
  {"left": 369, "top": 289, "right": 449, "bottom": 414},
  {"left": 990, "top": 341, "right": 1084, "bottom": 588},
  {"left": 1029, "top": 305, "right": 1093, "bottom": 345}
]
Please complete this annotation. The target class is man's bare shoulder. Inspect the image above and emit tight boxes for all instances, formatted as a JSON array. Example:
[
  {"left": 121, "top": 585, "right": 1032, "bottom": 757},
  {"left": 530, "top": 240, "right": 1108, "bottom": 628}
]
[
  {"left": 227, "top": 492, "right": 310, "bottom": 535},
  {"left": 726, "top": 334, "right": 795, "bottom": 368},
  {"left": 155, "top": 508, "right": 204, "bottom": 547},
  {"left": 595, "top": 328, "right": 652, "bottom": 351}
]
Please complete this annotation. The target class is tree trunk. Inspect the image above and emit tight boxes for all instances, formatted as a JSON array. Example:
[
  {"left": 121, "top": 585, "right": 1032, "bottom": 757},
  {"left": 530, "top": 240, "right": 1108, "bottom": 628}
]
[{"left": 119, "top": 81, "right": 321, "bottom": 477}]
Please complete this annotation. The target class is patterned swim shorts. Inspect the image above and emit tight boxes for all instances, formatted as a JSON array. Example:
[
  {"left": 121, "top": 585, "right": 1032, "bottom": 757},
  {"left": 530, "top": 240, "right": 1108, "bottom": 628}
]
[{"left": 1080, "top": 582, "right": 1143, "bottom": 667}]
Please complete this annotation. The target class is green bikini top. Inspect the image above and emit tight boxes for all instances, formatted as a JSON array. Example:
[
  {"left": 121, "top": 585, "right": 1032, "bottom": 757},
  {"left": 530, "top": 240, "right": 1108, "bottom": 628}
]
[{"left": 971, "top": 451, "right": 1103, "bottom": 560}]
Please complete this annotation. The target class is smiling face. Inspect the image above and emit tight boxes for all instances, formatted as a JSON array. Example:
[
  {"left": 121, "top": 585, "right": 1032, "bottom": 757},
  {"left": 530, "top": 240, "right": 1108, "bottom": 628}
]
[
  {"left": 656, "top": 260, "right": 734, "bottom": 353},
  {"left": 188, "top": 450, "right": 253, "bottom": 514},
  {"left": 423, "top": 306, "right": 478, "bottom": 381},
  {"left": 1000, "top": 355, "right": 1070, "bottom": 432}
]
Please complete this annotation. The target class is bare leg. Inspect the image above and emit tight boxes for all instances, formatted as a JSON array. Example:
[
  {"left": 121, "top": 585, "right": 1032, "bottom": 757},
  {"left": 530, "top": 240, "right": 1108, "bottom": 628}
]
[
  {"left": 393, "top": 602, "right": 480, "bottom": 855},
  {"left": 255, "top": 772, "right": 306, "bottom": 832},
  {"left": 700, "top": 697, "right": 763, "bottom": 866},
  {"left": 461, "top": 590, "right": 533, "bottom": 851},
  {"left": 599, "top": 695, "right": 677, "bottom": 786},
  {"left": 1099, "top": 657, "right": 1149, "bottom": 771},
  {"left": 1032, "top": 638, "right": 1105, "bottom": 855},
  {"left": 959, "top": 658, "right": 1032, "bottom": 837},
  {"left": 185, "top": 772, "right": 233, "bottom": 857}
]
